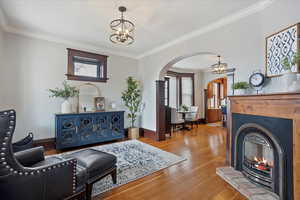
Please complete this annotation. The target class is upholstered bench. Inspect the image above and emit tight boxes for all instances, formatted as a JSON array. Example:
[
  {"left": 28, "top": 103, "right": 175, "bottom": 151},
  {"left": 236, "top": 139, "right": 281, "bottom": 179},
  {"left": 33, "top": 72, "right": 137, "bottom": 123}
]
[{"left": 63, "top": 149, "right": 117, "bottom": 200}]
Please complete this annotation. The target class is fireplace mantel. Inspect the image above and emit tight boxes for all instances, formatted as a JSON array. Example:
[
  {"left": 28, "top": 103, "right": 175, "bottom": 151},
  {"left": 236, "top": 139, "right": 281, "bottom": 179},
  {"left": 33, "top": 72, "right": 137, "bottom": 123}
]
[{"left": 227, "top": 92, "right": 300, "bottom": 199}]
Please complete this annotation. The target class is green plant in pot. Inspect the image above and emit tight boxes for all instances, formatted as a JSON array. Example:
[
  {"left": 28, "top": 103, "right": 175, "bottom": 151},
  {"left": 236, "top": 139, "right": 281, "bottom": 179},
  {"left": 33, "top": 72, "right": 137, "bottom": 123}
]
[
  {"left": 122, "top": 77, "right": 142, "bottom": 139},
  {"left": 281, "top": 50, "right": 300, "bottom": 92},
  {"left": 49, "top": 81, "right": 79, "bottom": 113},
  {"left": 180, "top": 105, "right": 189, "bottom": 112},
  {"left": 233, "top": 81, "right": 249, "bottom": 95}
]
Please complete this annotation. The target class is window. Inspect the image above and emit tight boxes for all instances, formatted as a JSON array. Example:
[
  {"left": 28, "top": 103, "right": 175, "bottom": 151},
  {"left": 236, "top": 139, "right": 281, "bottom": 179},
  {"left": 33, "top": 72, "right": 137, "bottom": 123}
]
[
  {"left": 165, "top": 71, "right": 195, "bottom": 109},
  {"left": 181, "top": 77, "right": 193, "bottom": 107},
  {"left": 66, "top": 48, "right": 108, "bottom": 82}
]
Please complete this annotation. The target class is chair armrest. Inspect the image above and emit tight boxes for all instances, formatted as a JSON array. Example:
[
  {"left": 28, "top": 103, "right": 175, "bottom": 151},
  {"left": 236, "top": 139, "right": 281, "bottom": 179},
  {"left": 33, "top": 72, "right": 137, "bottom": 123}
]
[
  {"left": 0, "top": 158, "right": 78, "bottom": 200},
  {"left": 15, "top": 146, "right": 45, "bottom": 167},
  {"left": 33, "top": 158, "right": 78, "bottom": 199}
]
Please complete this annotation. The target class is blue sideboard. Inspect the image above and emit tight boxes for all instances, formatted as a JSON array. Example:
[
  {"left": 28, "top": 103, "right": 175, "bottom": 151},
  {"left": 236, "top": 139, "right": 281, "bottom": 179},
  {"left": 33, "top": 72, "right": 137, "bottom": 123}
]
[{"left": 55, "top": 111, "right": 125, "bottom": 150}]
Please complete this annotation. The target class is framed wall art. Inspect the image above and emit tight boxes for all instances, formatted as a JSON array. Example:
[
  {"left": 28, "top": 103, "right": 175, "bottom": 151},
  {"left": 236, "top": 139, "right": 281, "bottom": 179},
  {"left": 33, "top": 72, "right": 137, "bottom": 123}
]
[
  {"left": 265, "top": 23, "right": 300, "bottom": 77},
  {"left": 94, "top": 97, "right": 105, "bottom": 111}
]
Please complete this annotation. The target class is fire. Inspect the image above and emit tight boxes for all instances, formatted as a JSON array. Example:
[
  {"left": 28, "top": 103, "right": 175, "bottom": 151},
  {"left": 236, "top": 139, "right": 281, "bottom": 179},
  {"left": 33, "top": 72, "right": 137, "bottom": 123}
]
[{"left": 253, "top": 157, "right": 273, "bottom": 171}]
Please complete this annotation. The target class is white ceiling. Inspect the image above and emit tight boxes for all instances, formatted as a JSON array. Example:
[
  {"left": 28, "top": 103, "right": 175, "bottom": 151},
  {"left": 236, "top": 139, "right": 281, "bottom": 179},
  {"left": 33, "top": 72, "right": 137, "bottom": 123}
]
[
  {"left": 0, "top": 0, "right": 270, "bottom": 58},
  {"left": 173, "top": 54, "right": 221, "bottom": 71}
]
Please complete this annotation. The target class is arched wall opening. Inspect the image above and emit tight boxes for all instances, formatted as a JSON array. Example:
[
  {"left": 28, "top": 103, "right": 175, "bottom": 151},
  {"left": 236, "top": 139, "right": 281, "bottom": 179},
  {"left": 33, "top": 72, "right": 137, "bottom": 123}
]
[{"left": 155, "top": 51, "right": 222, "bottom": 141}]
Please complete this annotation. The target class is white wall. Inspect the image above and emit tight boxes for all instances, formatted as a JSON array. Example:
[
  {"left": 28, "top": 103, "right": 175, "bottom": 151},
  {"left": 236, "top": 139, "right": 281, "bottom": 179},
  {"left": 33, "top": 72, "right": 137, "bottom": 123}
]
[
  {"left": 139, "top": 0, "right": 300, "bottom": 131},
  {"left": 1, "top": 33, "right": 139, "bottom": 141}
]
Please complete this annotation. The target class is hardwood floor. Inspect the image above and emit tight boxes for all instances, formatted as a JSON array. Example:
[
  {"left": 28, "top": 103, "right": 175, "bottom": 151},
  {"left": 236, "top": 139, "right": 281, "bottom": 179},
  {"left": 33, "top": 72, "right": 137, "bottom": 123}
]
[{"left": 48, "top": 124, "right": 246, "bottom": 200}]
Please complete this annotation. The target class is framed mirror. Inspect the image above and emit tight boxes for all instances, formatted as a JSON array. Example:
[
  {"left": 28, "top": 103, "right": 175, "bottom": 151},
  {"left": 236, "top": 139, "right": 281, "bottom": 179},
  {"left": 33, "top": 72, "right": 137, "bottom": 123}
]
[{"left": 66, "top": 48, "right": 108, "bottom": 82}]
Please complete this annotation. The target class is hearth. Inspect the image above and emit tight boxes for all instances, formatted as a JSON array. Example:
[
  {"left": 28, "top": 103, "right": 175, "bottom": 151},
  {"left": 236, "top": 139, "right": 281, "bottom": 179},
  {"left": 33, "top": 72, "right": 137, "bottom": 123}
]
[{"left": 231, "top": 114, "right": 293, "bottom": 200}]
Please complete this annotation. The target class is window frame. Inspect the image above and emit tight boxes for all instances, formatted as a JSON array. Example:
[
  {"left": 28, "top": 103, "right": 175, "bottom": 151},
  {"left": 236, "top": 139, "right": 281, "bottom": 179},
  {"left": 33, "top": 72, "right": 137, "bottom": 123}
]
[
  {"left": 66, "top": 48, "right": 109, "bottom": 82},
  {"left": 166, "top": 71, "right": 195, "bottom": 108}
]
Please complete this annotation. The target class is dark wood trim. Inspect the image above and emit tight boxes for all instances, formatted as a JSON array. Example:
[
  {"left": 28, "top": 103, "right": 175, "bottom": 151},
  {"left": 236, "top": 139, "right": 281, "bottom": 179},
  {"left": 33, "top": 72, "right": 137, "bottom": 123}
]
[
  {"left": 33, "top": 138, "right": 56, "bottom": 150},
  {"left": 66, "top": 48, "right": 108, "bottom": 82},
  {"left": 166, "top": 71, "right": 195, "bottom": 106},
  {"left": 179, "top": 77, "right": 182, "bottom": 106},
  {"left": 142, "top": 128, "right": 157, "bottom": 141},
  {"left": 156, "top": 80, "right": 166, "bottom": 141}
]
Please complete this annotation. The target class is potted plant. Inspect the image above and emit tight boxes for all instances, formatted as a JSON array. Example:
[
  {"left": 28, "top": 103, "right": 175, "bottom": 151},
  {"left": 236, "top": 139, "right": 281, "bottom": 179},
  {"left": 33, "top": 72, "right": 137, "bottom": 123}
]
[
  {"left": 282, "top": 50, "right": 300, "bottom": 91},
  {"left": 233, "top": 82, "right": 249, "bottom": 95},
  {"left": 49, "top": 81, "right": 79, "bottom": 113},
  {"left": 122, "top": 77, "right": 142, "bottom": 139},
  {"left": 179, "top": 104, "right": 189, "bottom": 112}
]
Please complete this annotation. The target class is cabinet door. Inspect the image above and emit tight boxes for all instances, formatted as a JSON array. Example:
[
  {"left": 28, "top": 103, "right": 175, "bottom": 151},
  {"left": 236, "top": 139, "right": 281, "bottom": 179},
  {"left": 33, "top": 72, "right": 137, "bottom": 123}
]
[
  {"left": 94, "top": 113, "right": 111, "bottom": 139},
  {"left": 110, "top": 112, "right": 124, "bottom": 137},
  {"left": 77, "top": 115, "right": 95, "bottom": 143},
  {"left": 56, "top": 116, "right": 78, "bottom": 148}
]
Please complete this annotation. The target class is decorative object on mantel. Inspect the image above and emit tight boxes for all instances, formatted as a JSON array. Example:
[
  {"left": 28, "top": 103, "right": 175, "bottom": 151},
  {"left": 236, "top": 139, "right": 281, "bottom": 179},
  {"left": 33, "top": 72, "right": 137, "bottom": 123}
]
[
  {"left": 94, "top": 97, "right": 105, "bottom": 111},
  {"left": 121, "top": 77, "right": 141, "bottom": 139},
  {"left": 76, "top": 83, "right": 101, "bottom": 112},
  {"left": 249, "top": 70, "right": 266, "bottom": 94},
  {"left": 232, "top": 81, "right": 249, "bottom": 95},
  {"left": 49, "top": 81, "right": 79, "bottom": 113},
  {"left": 266, "top": 23, "right": 300, "bottom": 77},
  {"left": 110, "top": 6, "right": 135, "bottom": 45},
  {"left": 281, "top": 50, "right": 300, "bottom": 92}
]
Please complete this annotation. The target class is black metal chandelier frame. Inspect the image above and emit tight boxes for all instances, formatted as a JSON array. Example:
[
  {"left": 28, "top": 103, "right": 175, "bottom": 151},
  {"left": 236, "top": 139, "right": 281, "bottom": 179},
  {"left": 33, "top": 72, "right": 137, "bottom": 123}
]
[{"left": 110, "top": 6, "right": 135, "bottom": 45}]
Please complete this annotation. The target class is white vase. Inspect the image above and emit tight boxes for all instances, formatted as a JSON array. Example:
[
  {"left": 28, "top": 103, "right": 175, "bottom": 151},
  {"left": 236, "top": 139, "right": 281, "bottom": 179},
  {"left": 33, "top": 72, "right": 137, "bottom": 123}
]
[
  {"left": 234, "top": 89, "right": 246, "bottom": 95},
  {"left": 61, "top": 99, "right": 72, "bottom": 113},
  {"left": 282, "top": 71, "right": 297, "bottom": 91},
  {"left": 288, "top": 74, "right": 300, "bottom": 92}
]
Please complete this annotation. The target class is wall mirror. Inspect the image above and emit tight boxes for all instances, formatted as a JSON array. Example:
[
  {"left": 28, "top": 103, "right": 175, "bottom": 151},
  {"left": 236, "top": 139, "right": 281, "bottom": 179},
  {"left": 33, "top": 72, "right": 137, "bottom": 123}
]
[
  {"left": 76, "top": 83, "right": 102, "bottom": 112},
  {"left": 66, "top": 48, "right": 108, "bottom": 82}
]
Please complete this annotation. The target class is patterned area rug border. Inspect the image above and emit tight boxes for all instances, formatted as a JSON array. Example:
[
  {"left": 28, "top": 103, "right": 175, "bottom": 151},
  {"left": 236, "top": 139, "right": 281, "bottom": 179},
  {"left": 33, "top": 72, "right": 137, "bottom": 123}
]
[{"left": 53, "top": 140, "right": 187, "bottom": 196}]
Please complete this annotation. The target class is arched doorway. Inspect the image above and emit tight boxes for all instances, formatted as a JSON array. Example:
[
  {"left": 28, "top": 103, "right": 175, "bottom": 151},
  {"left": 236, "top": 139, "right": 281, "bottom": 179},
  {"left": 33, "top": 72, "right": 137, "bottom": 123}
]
[{"left": 155, "top": 52, "right": 218, "bottom": 141}]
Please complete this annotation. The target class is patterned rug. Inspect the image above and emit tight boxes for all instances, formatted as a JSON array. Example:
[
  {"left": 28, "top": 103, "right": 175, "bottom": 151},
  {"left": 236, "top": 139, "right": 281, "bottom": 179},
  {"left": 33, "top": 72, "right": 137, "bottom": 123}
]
[{"left": 56, "top": 140, "right": 186, "bottom": 196}]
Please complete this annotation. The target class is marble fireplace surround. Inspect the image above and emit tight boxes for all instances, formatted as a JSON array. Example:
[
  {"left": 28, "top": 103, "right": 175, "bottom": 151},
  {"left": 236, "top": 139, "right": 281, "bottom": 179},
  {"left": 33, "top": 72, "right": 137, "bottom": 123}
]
[{"left": 220, "top": 92, "right": 300, "bottom": 200}]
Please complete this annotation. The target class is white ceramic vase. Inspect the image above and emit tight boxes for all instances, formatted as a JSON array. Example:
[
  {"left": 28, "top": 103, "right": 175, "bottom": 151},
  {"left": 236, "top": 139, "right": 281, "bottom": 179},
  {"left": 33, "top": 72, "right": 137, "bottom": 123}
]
[
  {"left": 61, "top": 99, "right": 72, "bottom": 113},
  {"left": 234, "top": 89, "right": 246, "bottom": 95},
  {"left": 282, "top": 71, "right": 297, "bottom": 91},
  {"left": 288, "top": 74, "right": 300, "bottom": 92}
]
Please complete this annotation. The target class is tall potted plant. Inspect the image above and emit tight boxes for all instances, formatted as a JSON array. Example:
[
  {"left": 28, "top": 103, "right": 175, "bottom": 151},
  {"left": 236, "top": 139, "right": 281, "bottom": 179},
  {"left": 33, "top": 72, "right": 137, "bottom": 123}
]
[
  {"left": 49, "top": 81, "right": 79, "bottom": 113},
  {"left": 122, "top": 77, "right": 142, "bottom": 139},
  {"left": 282, "top": 50, "right": 300, "bottom": 91}
]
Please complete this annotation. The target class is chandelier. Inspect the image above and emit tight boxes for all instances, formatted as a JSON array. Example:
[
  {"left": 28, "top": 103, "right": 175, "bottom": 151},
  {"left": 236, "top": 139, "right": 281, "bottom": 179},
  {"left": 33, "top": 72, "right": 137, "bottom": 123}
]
[
  {"left": 211, "top": 55, "right": 228, "bottom": 74},
  {"left": 110, "top": 6, "right": 135, "bottom": 45}
]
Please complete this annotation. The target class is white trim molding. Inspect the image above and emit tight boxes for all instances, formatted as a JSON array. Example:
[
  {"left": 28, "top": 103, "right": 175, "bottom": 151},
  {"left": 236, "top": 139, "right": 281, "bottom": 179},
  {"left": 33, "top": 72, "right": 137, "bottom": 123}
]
[{"left": 137, "top": 0, "right": 275, "bottom": 59}]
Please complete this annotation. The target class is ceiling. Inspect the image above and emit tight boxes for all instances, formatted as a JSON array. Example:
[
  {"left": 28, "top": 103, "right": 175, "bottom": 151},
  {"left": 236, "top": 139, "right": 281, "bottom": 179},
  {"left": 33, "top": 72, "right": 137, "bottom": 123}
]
[
  {"left": 0, "top": 0, "right": 269, "bottom": 58},
  {"left": 173, "top": 54, "right": 221, "bottom": 71}
]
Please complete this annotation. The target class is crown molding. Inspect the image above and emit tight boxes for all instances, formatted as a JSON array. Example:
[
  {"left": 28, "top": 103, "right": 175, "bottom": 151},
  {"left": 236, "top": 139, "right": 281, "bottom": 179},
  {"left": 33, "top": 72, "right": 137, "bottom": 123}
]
[
  {"left": 0, "top": 0, "right": 275, "bottom": 60},
  {"left": 5, "top": 26, "right": 137, "bottom": 58},
  {"left": 136, "top": 0, "right": 275, "bottom": 59}
]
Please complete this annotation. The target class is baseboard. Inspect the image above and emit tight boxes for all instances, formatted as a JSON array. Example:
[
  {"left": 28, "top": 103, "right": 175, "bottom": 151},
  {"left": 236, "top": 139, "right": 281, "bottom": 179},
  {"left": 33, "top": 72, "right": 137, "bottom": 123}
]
[
  {"left": 141, "top": 128, "right": 156, "bottom": 140},
  {"left": 33, "top": 138, "right": 56, "bottom": 150}
]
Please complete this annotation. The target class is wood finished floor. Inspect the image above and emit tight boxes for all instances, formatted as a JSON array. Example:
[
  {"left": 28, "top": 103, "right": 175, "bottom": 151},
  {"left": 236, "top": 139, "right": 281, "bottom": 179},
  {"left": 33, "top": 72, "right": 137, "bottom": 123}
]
[{"left": 47, "top": 124, "right": 246, "bottom": 200}]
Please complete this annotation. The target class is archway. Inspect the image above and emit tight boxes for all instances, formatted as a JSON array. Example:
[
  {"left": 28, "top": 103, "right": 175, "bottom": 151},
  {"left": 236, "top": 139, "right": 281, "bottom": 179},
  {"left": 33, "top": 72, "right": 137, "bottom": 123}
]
[{"left": 155, "top": 52, "right": 218, "bottom": 141}]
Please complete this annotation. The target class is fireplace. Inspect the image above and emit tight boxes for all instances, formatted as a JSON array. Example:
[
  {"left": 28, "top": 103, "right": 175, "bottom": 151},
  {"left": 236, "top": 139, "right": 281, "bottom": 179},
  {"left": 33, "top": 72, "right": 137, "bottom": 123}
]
[
  {"left": 243, "top": 132, "right": 274, "bottom": 190},
  {"left": 232, "top": 114, "right": 293, "bottom": 200}
]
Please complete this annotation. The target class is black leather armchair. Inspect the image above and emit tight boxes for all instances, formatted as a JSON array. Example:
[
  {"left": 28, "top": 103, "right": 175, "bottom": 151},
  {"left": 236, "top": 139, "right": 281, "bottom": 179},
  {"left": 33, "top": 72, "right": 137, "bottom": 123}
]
[{"left": 0, "top": 109, "right": 85, "bottom": 200}]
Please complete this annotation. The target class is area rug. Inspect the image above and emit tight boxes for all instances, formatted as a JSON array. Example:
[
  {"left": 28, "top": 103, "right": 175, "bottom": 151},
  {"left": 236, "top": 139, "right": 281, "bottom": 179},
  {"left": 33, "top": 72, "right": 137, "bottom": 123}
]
[{"left": 56, "top": 140, "right": 186, "bottom": 196}]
